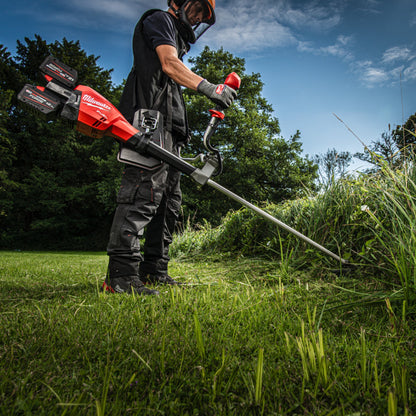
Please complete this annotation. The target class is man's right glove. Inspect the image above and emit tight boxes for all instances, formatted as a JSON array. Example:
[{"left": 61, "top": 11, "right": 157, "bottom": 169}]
[{"left": 197, "top": 79, "right": 237, "bottom": 109}]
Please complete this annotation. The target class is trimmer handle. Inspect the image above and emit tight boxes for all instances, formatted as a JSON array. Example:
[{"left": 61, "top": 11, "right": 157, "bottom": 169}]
[
  {"left": 224, "top": 72, "right": 241, "bottom": 91},
  {"left": 209, "top": 72, "right": 241, "bottom": 119},
  {"left": 203, "top": 72, "right": 241, "bottom": 177}
]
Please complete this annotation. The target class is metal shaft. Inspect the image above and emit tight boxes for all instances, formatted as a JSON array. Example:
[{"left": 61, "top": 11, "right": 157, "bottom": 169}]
[{"left": 207, "top": 179, "right": 348, "bottom": 265}]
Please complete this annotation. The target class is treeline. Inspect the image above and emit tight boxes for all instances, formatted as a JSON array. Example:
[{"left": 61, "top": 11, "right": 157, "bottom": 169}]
[
  {"left": 0, "top": 36, "right": 317, "bottom": 250},
  {"left": 0, "top": 36, "right": 124, "bottom": 249}
]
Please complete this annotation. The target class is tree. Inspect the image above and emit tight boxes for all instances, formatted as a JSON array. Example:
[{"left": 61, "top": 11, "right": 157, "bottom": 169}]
[
  {"left": 0, "top": 45, "right": 21, "bottom": 227},
  {"left": 314, "top": 148, "right": 352, "bottom": 187},
  {"left": 393, "top": 114, "right": 416, "bottom": 161},
  {"left": 0, "top": 36, "right": 122, "bottom": 249},
  {"left": 355, "top": 113, "right": 416, "bottom": 170},
  {"left": 181, "top": 47, "right": 317, "bottom": 224}
]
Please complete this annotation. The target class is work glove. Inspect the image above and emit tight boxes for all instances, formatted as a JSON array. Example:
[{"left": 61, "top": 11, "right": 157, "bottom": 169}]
[{"left": 197, "top": 79, "right": 237, "bottom": 109}]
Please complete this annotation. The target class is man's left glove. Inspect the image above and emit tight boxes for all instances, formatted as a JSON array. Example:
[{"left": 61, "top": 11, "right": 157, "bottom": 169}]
[{"left": 197, "top": 79, "right": 237, "bottom": 109}]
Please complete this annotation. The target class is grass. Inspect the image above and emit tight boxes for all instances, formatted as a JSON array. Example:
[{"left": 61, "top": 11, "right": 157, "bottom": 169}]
[
  {"left": 1, "top": 251, "right": 415, "bottom": 415},
  {"left": 173, "top": 161, "right": 416, "bottom": 315}
]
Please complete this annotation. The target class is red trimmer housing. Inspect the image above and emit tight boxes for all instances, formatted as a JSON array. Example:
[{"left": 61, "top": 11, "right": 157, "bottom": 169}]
[
  {"left": 18, "top": 56, "right": 241, "bottom": 180},
  {"left": 18, "top": 57, "right": 138, "bottom": 142}
]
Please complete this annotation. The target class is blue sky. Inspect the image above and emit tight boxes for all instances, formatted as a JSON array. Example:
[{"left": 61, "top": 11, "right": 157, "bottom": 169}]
[{"left": 2, "top": 0, "right": 416, "bottom": 171}]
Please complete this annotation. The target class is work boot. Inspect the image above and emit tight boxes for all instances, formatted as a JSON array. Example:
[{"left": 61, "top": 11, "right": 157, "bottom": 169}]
[
  {"left": 140, "top": 273, "right": 183, "bottom": 286},
  {"left": 101, "top": 276, "right": 159, "bottom": 295}
]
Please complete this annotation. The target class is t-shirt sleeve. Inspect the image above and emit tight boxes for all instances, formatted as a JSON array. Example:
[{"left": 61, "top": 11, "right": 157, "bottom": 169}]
[{"left": 143, "top": 12, "right": 177, "bottom": 50}]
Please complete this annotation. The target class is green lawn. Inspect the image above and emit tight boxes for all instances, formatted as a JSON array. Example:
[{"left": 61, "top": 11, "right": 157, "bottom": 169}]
[{"left": 0, "top": 251, "right": 414, "bottom": 415}]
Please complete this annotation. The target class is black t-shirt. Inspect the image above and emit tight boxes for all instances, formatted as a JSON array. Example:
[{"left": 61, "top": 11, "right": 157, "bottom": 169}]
[{"left": 143, "top": 12, "right": 177, "bottom": 51}]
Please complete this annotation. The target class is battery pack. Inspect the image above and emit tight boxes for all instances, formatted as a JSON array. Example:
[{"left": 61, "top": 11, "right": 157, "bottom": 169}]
[
  {"left": 17, "top": 85, "right": 62, "bottom": 115},
  {"left": 39, "top": 56, "right": 78, "bottom": 88}
]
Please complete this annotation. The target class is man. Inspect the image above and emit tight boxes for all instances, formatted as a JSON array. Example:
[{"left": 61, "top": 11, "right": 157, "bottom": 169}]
[{"left": 103, "top": 0, "right": 237, "bottom": 295}]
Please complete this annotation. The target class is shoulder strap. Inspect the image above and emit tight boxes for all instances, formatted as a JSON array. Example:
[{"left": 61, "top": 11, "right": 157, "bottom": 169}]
[{"left": 136, "top": 9, "right": 178, "bottom": 131}]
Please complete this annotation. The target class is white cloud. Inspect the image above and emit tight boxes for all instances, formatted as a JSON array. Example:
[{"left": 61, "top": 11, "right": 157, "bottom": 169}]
[
  {"left": 18, "top": 0, "right": 416, "bottom": 90},
  {"left": 205, "top": 0, "right": 346, "bottom": 52},
  {"left": 18, "top": 0, "right": 347, "bottom": 53},
  {"left": 403, "top": 61, "right": 416, "bottom": 81},
  {"left": 17, "top": 0, "right": 159, "bottom": 34},
  {"left": 277, "top": 1, "right": 342, "bottom": 32},
  {"left": 204, "top": 0, "right": 297, "bottom": 52},
  {"left": 359, "top": 65, "right": 389, "bottom": 86},
  {"left": 389, "top": 65, "right": 405, "bottom": 80},
  {"left": 70, "top": 0, "right": 167, "bottom": 24},
  {"left": 358, "top": 0, "right": 382, "bottom": 15},
  {"left": 353, "top": 47, "right": 416, "bottom": 88},
  {"left": 297, "top": 35, "right": 354, "bottom": 61},
  {"left": 71, "top": 0, "right": 138, "bottom": 20},
  {"left": 206, "top": 22, "right": 295, "bottom": 52},
  {"left": 382, "top": 46, "right": 413, "bottom": 63}
]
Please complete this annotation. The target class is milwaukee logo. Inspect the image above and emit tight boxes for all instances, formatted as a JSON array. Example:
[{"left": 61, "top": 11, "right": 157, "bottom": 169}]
[
  {"left": 215, "top": 84, "right": 225, "bottom": 95},
  {"left": 82, "top": 94, "right": 112, "bottom": 111}
]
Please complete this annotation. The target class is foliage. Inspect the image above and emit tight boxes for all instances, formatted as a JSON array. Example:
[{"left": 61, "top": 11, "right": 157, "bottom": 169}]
[
  {"left": 355, "top": 113, "right": 416, "bottom": 170},
  {"left": 182, "top": 47, "right": 318, "bottom": 224},
  {"left": 0, "top": 46, "right": 20, "bottom": 219},
  {"left": 313, "top": 147, "right": 352, "bottom": 188},
  {"left": 0, "top": 36, "right": 122, "bottom": 249}
]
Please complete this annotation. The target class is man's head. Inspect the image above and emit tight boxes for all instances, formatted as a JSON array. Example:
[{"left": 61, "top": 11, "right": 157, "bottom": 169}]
[{"left": 168, "top": 0, "right": 216, "bottom": 43}]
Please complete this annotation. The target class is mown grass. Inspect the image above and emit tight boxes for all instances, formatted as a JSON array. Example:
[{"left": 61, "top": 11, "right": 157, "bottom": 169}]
[{"left": 1, "top": 251, "right": 415, "bottom": 415}]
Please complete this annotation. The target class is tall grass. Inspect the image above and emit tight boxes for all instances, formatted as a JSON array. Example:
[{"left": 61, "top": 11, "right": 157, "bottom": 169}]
[
  {"left": 360, "top": 162, "right": 416, "bottom": 301},
  {"left": 171, "top": 161, "right": 416, "bottom": 311}
]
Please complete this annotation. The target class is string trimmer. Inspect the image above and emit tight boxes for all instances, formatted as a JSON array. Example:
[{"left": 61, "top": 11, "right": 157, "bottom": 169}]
[{"left": 18, "top": 56, "right": 348, "bottom": 265}]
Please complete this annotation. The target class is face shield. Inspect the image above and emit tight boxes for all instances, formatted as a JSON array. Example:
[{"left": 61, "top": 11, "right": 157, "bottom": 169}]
[{"left": 179, "top": 0, "right": 216, "bottom": 43}]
